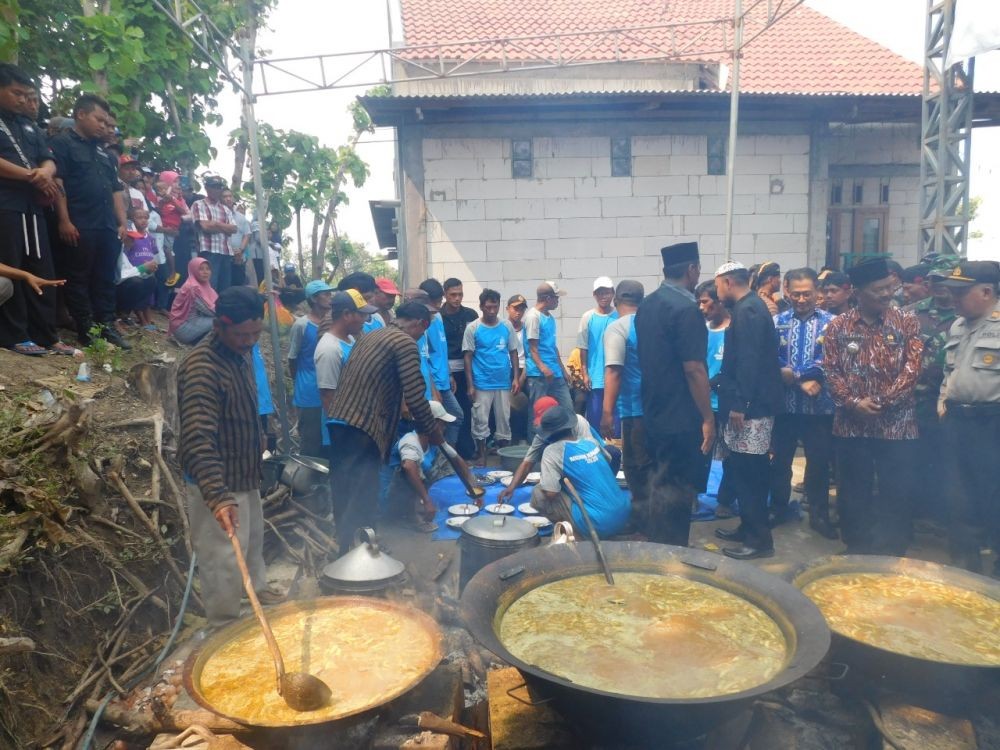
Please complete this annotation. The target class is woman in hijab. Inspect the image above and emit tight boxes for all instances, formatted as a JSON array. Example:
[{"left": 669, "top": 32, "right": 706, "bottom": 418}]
[{"left": 169, "top": 257, "right": 217, "bottom": 344}]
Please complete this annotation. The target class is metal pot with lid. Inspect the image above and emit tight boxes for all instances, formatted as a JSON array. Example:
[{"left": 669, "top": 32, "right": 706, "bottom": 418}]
[
  {"left": 320, "top": 528, "right": 407, "bottom": 595},
  {"left": 280, "top": 454, "right": 329, "bottom": 495},
  {"left": 459, "top": 514, "right": 538, "bottom": 592}
]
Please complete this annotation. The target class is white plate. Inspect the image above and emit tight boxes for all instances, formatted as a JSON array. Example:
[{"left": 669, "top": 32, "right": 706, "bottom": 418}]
[
  {"left": 485, "top": 503, "right": 515, "bottom": 515},
  {"left": 500, "top": 476, "right": 514, "bottom": 487},
  {"left": 518, "top": 502, "right": 539, "bottom": 515},
  {"left": 525, "top": 472, "right": 541, "bottom": 484},
  {"left": 448, "top": 503, "right": 480, "bottom": 516},
  {"left": 486, "top": 470, "right": 513, "bottom": 481},
  {"left": 524, "top": 515, "right": 552, "bottom": 528},
  {"left": 445, "top": 516, "right": 469, "bottom": 528}
]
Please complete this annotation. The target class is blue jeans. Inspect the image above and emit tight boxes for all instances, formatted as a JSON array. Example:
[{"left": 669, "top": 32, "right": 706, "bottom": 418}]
[
  {"left": 525, "top": 376, "right": 573, "bottom": 443},
  {"left": 200, "top": 251, "right": 233, "bottom": 293},
  {"left": 437, "top": 388, "right": 464, "bottom": 446},
  {"left": 585, "top": 388, "right": 621, "bottom": 438}
]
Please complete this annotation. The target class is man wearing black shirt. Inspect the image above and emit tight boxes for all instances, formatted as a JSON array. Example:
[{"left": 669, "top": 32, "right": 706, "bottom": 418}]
[
  {"left": 440, "top": 277, "right": 479, "bottom": 457},
  {"left": 635, "top": 242, "right": 715, "bottom": 546},
  {"left": 714, "top": 261, "right": 785, "bottom": 559},
  {"left": 0, "top": 63, "right": 71, "bottom": 356},
  {"left": 51, "top": 93, "right": 130, "bottom": 348}
]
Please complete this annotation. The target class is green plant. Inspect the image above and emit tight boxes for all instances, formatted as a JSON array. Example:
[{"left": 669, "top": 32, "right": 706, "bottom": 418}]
[{"left": 82, "top": 326, "right": 123, "bottom": 372}]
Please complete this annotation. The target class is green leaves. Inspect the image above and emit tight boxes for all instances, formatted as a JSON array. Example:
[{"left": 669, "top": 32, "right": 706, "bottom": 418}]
[{"left": 87, "top": 51, "right": 109, "bottom": 71}]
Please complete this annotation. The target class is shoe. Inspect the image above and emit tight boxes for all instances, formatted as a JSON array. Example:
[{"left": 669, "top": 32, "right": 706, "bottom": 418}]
[
  {"left": 714, "top": 504, "right": 735, "bottom": 519},
  {"left": 792, "top": 482, "right": 805, "bottom": 494},
  {"left": 769, "top": 507, "right": 799, "bottom": 528},
  {"left": 809, "top": 517, "right": 839, "bottom": 540},
  {"left": 722, "top": 545, "right": 775, "bottom": 560},
  {"left": 7, "top": 341, "right": 47, "bottom": 356},
  {"left": 165, "top": 272, "right": 181, "bottom": 287},
  {"left": 100, "top": 327, "right": 132, "bottom": 350},
  {"left": 715, "top": 527, "right": 744, "bottom": 542},
  {"left": 255, "top": 587, "right": 287, "bottom": 605},
  {"left": 48, "top": 341, "right": 78, "bottom": 356}
]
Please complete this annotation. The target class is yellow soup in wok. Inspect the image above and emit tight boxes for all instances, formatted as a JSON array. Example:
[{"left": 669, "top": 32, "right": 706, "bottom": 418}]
[
  {"left": 803, "top": 573, "right": 1000, "bottom": 666},
  {"left": 499, "top": 572, "right": 788, "bottom": 699},
  {"left": 198, "top": 601, "right": 439, "bottom": 725}
]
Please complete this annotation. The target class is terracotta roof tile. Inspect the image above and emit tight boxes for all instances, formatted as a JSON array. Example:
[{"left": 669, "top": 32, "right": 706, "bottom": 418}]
[{"left": 399, "top": 0, "right": 923, "bottom": 95}]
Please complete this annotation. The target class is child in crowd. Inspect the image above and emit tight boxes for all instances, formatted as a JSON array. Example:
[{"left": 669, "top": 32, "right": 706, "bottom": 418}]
[
  {"left": 153, "top": 177, "right": 188, "bottom": 287},
  {"left": 117, "top": 208, "right": 158, "bottom": 329},
  {"left": 168, "top": 258, "right": 216, "bottom": 345}
]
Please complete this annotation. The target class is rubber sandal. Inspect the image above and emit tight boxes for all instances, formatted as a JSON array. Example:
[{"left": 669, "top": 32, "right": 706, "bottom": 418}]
[
  {"left": 165, "top": 272, "right": 181, "bottom": 287},
  {"left": 9, "top": 341, "right": 47, "bottom": 356},
  {"left": 48, "top": 342, "right": 78, "bottom": 356},
  {"left": 142, "top": 324, "right": 158, "bottom": 332}
]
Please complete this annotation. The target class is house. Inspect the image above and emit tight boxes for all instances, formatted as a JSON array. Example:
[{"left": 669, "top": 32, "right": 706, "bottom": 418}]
[{"left": 362, "top": 0, "right": 1000, "bottom": 346}]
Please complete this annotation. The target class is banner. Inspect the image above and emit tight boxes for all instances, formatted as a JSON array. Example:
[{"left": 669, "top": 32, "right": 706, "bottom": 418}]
[{"left": 947, "top": 0, "right": 1000, "bottom": 66}]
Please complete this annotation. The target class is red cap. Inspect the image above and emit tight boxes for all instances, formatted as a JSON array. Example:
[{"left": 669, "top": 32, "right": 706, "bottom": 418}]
[
  {"left": 119, "top": 154, "right": 139, "bottom": 166},
  {"left": 375, "top": 277, "right": 400, "bottom": 295},
  {"left": 533, "top": 396, "right": 559, "bottom": 426}
]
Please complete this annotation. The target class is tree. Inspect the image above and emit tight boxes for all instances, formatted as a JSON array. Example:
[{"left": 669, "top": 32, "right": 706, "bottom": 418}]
[
  {"left": 968, "top": 195, "right": 983, "bottom": 241},
  {"left": 327, "top": 234, "right": 398, "bottom": 283},
  {"left": 5, "top": 0, "right": 275, "bottom": 172}
]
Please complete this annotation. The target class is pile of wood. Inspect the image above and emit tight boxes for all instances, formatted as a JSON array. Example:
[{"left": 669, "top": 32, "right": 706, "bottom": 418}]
[{"left": 260, "top": 482, "right": 338, "bottom": 571}]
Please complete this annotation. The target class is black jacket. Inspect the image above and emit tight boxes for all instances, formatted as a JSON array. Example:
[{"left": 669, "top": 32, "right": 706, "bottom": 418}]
[{"left": 718, "top": 292, "right": 785, "bottom": 419}]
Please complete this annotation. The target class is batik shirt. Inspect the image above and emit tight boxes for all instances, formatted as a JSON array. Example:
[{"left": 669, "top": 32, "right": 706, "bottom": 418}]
[
  {"left": 824, "top": 307, "right": 923, "bottom": 440},
  {"left": 774, "top": 308, "right": 835, "bottom": 416},
  {"left": 904, "top": 297, "right": 957, "bottom": 417}
]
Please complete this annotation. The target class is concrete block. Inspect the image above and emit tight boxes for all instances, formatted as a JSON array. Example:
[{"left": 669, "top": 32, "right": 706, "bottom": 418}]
[
  {"left": 793, "top": 214, "right": 810, "bottom": 234},
  {"left": 663, "top": 195, "right": 702, "bottom": 216},
  {"left": 425, "top": 179, "right": 456, "bottom": 202},
  {"left": 754, "top": 233, "right": 808, "bottom": 254},
  {"left": 535, "top": 157, "right": 594, "bottom": 179},
  {"left": 431, "top": 219, "right": 501, "bottom": 242},
  {"left": 456, "top": 179, "right": 516, "bottom": 200},
  {"left": 422, "top": 139, "right": 443, "bottom": 160},
  {"left": 632, "top": 135, "right": 672, "bottom": 156},
  {"left": 730, "top": 232, "right": 755, "bottom": 254},
  {"left": 426, "top": 200, "right": 457, "bottom": 222},
  {"left": 441, "top": 137, "right": 504, "bottom": 159},
  {"left": 614, "top": 254, "right": 663, "bottom": 277},
  {"left": 670, "top": 135, "right": 706, "bottom": 156},
  {"left": 780, "top": 154, "right": 810, "bottom": 175},
  {"left": 780, "top": 174, "right": 809, "bottom": 194},
  {"left": 632, "top": 156, "right": 672, "bottom": 177},
  {"left": 734, "top": 155, "right": 783, "bottom": 175},
  {"left": 601, "top": 196, "right": 660, "bottom": 217},
  {"left": 500, "top": 218, "right": 561, "bottom": 241},
  {"left": 502, "top": 258, "right": 560, "bottom": 282},
  {"left": 670, "top": 155, "right": 708, "bottom": 176},
  {"left": 755, "top": 134, "right": 810, "bottom": 155},
  {"left": 683, "top": 214, "right": 726, "bottom": 235},
  {"left": 734, "top": 213, "right": 794, "bottom": 235},
  {"left": 732, "top": 135, "right": 756, "bottom": 157},
  {"left": 549, "top": 136, "right": 610, "bottom": 158},
  {"left": 456, "top": 199, "right": 485, "bottom": 221},
  {"left": 616, "top": 215, "right": 676, "bottom": 238},
  {"left": 590, "top": 157, "right": 612, "bottom": 178},
  {"left": 482, "top": 158, "right": 513, "bottom": 179},
  {"left": 734, "top": 174, "right": 770, "bottom": 195},
  {"left": 487, "top": 239, "right": 545, "bottom": 262},
  {"left": 544, "top": 237, "right": 605, "bottom": 259},
  {"left": 632, "top": 175, "right": 689, "bottom": 197},
  {"left": 425, "top": 158, "right": 484, "bottom": 180},
  {"left": 561, "top": 258, "right": 618, "bottom": 279},
  {"left": 542, "top": 197, "right": 602, "bottom": 219},
  {"left": 485, "top": 198, "right": 545, "bottom": 220},
  {"left": 699, "top": 175, "right": 726, "bottom": 195},
  {"left": 697, "top": 233, "right": 725, "bottom": 254},
  {"left": 514, "top": 178, "right": 575, "bottom": 199},
  {"left": 573, "top": 176, "right": 633, "bottom": 198},
  {"left": 767, "top": 194, "right": 809, "bottom": 214},
  {"left": 600, "top": 236, "right": 647, "bottom": 257},
  {"left": 430, "top": 260, "right": 503, "bottom": 286},
  {"left": 428, "top": 240, "right": 488, "bottom": 264},
  {"left": 557, "top": 217, "right": 618, "bottom": 238}
]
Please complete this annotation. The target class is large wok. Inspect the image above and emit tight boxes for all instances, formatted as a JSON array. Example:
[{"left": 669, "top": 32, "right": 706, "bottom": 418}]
[
  {"left": 792, "top": 555, "right": 1000, "bottom": 708},
  {"left": 461, "top": 541, "right": 830, "bottom": 746}
]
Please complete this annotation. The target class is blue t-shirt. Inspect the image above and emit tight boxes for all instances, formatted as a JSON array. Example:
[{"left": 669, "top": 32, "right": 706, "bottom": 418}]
[
  {"left": 289, "top": 317, "right": 321, "bottom": 408},
  {"left": 463, "top": 319, "right": 516, "bottom": 390},
  {"left": 523, "top": 307, "right": 562, "bottom": 379},
  {"left": 321, "top": 338, "right": 353, "bottom": 447},
  {"left": 706, "top": 323, "right": 727, "bottom": 412},
  {"left": 577, "top": 309, "right": 618, "bottom": 389},
  {"left": 604, "top": 314, "right": 642, "bottom": 418},
  {"left": 362, "top": 314, "right": 385, "bottom": 335},
  {"left": 417, "top": 332, "right": 434, "bottom": 401},
  {"left": 251, "top": 344, "right": 274, "bottom": 416},
  {"left": 426, "top": 313, "right": 451, "bottom": 391},
  {"left": 539, "top": 437, "right": 629, "bottom": 537},
  {"left": 389, "top": 431, "right": 438, "bottom": 476}
]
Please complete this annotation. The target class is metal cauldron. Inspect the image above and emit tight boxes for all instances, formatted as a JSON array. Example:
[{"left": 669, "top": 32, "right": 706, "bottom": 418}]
[
  {"left": 792, "top": 554, "right": 1000, "bottom": 710},
  {"left": 497, "top": 444, "right": 529, "bottom": 472},
  {"left": 320, "top": 528, "right": 407, "bottom": 595},
  {"left": 280, "top": 454, "right": 328, "bottom": 494},
  {"left": 460, "top": 541, "right": 830, "bottom": 746},
  {"left": 459, "top": 514, "right": 538, "bottom": 592}
]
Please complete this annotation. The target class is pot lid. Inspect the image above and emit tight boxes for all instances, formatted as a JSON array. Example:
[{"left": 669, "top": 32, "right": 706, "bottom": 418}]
[
  {"left": 322, "top": 528, "right": 405, "bottom": 583},
  {"left": 288, "top": 453, "right": 329, "bottom": 473},
  {"left": 462, "top": 514, "right": 538, "bottom": 542}
]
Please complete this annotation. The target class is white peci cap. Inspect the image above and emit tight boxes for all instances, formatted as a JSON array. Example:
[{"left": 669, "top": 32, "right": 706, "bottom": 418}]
[{"left": 593, "top": 276, "right": 615, "bottom": 291}]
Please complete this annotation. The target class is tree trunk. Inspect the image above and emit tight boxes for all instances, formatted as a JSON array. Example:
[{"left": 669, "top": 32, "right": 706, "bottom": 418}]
[
  {"left": 310, "top": 212, "right": 321, "bottom": 279},
  {"left": 294, "top": 209, "right": 305, "bottom": 276},
  {"left": 231, "top": 116, "right": 248, "bottom": 192},
  {"left": 316, "top": 196, "right": 337, "bottom": 278}
]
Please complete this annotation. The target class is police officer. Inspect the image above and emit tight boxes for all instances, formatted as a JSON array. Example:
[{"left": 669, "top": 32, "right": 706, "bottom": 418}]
[{"left": 938, "top": 260, "right": 1000, "bottom": 575}]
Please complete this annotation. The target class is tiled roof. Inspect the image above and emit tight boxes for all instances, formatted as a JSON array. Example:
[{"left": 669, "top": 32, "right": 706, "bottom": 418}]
[{"left": 399, "top": 0, "right": 924, "bottom": 96}]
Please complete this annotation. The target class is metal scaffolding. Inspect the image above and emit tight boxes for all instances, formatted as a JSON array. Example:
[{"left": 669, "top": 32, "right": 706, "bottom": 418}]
[{"left": 919, "top": 0, "right": 975, "bottom": 259}]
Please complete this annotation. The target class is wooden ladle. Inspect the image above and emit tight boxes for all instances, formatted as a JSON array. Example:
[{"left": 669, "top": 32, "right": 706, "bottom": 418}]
[{"left": 229, "top": 533, "right": 332, "bottom": 711}]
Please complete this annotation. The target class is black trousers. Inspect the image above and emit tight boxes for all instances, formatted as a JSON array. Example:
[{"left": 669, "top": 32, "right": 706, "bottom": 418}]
[
  {"left": 729, "top": 451, "right": 774, "bottom": 550},
  {"left": 327, "top": 423, "right": 383, "bottom": 554},
  {"left": 769, "top": 413, "right": 834, "bottom": 519},
  {"left": 0, "top": 209, "right": 59, "bottom": 347},
  {"left": 913, "top": 411, "right": 948, "bottom": 522},
  {"left": 621, "top": 416, "right": 654, "bottom": 530},
  {"left": 714, "top": 412, "right": 736, "bottom": 508},
  {"left": 451, "top": 370, "right": 477, "bottom": 458},
  {"left": 645, "top": 430, "right": 708, "bottom": 547},
  {"left": 115, "top": 275, "right": 155, "bottom": 313},
  {"left": 835, "top": 437, "right": 916, "bottom": 555},
  {"left": 56, "top": 226, "right": 120, "bottom": 334},
  {"left": 944, "top": 407, "right": 1000, "bottom": 567}
]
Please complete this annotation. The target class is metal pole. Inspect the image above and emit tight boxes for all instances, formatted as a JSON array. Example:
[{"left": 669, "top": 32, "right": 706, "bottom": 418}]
[
  {"left": 239, "top": 9, "right": 292, "bottom": 451},
  {"left": 723, "top": 0, "right": 743, "bottom": 259}
]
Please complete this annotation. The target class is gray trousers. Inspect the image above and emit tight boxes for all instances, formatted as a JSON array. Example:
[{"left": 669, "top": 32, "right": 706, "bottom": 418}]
[
  {"left": 471, "top": 388, "right": 512, "bottom": 441},
  {"left": 186, "top": 484, "right": 266, "bottom": 628}
]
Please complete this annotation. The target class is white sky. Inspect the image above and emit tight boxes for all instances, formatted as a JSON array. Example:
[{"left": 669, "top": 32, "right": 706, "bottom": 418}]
[{"left": 206, "top": 0, "right": 1000, "bottom": 263}]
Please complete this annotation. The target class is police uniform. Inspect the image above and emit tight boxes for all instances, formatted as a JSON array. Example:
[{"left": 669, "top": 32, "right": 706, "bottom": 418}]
[{"left": 938, "top": 261, "right": 1000, "bottom": 573}]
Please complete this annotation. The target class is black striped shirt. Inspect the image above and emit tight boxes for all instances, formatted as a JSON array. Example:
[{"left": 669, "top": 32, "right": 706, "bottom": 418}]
[
  {"left": 330, "top": 325, "right": 436, "bottom": 458},
  {"left": 177, "top": 333, "right": 261, "bottom": 511}
]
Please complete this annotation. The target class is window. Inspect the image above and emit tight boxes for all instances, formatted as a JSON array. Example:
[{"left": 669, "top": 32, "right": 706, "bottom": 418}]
[
  {"left": 512, "top": 139, "right": 532, "bottom": 179},
  {"left": 852, "top": 181, "right": 864, "bottom": 205},
  {"left": 831, "top": 180, "right": 843, "bottom": 205},
  {"left": 707, "top": 135, "right": 726, "bottom": 175},
  {"left": 611, "top": 136, "right": 631, "bottom": 177},
  {"left": 880, "top": 180, "right": 890, "bottom": 205}
]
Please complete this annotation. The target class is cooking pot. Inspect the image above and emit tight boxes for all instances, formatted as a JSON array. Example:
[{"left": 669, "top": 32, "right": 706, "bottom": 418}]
[
  {"left": 320, "top": 527, "right": 407, "bottom": 595},
  {"left": 496, "top": 444, "right": 529, "bottom": 473},
  {"left": 792, "top": 555, "right": 1000, "bottom": 709},
  {"left": 280, "top": 454, "right": 328, "bottom": 494},
  {"left": 459, "top": 514, "right": 538, "bottom": 592},
  {"left": 460, "top": 541, "right": 829, "bottom": 746},
  {"left": 261, "top": 455, "right": 287, "bottom": 492}
]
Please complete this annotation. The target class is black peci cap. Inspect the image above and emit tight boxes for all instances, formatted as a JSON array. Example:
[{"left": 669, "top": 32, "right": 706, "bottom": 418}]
[{"left": 660, "top": 241, "right": 699, "bottom": 267}]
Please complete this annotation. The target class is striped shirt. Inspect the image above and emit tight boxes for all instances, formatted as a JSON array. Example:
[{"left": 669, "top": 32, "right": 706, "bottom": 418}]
[
  {"left": 190, "top": 197, "right": 235, "bottom": 256},
  {"left": 329, "top": 325, "right": 437, "bottom": 458},
  {"left": 177, "top": 333, "right": 261, "bottom": 512}
]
